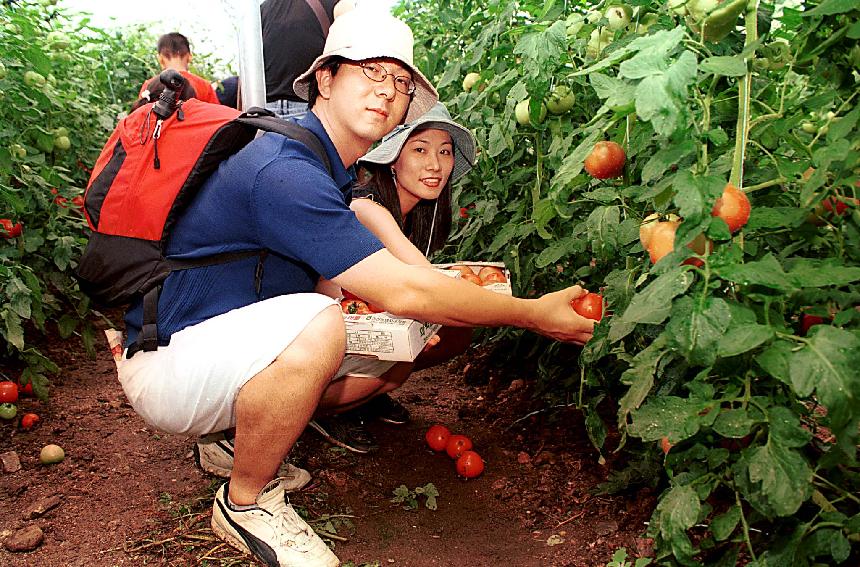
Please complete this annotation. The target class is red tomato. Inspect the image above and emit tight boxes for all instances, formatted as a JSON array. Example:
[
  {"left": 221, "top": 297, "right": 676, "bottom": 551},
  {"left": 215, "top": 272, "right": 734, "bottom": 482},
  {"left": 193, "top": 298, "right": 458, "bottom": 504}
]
[
  {"left": 478, "top": 266, "right": 507, "bottom": 285},
  {"left": 0, "top": 381, "right": 18, "bottom": 404},
  {"left": 0, "top": 218, "right": 23, "bottom": 238},
  {"left": 660, "top": 436, "right": 672, "bottom": 455},
  {"left": 341, "top": 299, "right": 372, "bottom": 315},
  {"left": 570, "top": 292, "right": 603, "bottom": 321},
  {"left": 646, "top": 220, "right": 679, "bottom": 264},
  {"left": 17, "top": 381, "right": 34, "bottom": 397},
  {"left": 50, "top": 188, "right": 68, "bottom": 208},
  {"left": 71, "top": 195, "right": 85, "bottom": 211},
  {"left": 425, "top": 424, "right": 451, "bottom": 452},
  {"left": 584, "top": 141, "right": 626, "bottom": 179},
  {"left": 449, "top": 265, "right": 476, "bottom": 277},
  {"left": 711, "top": 183, "right": 751, "bottom": 233},
  {"left": 342, "top": 289, "right": 361, "bottom": 301},
  {"left": 822, "top": 196, "right": 858, "bottom": 216},
  {"left": 459, "top": 207, "right": 469, "bottom": 219},
  {"left": 456, "top": 450, "right": 485, "bottom": 478},
  {"left": 800, "top": 313, "right": 827, "bottom": 336},
  {"left": 20, "top": 412, "right": 39, "bottom": 430},
  {"left": 445, "top": 434, "right": 473, "bottom": 459},
  {"left": 460, "top": 273, "right": 483, "bottom": 286}
]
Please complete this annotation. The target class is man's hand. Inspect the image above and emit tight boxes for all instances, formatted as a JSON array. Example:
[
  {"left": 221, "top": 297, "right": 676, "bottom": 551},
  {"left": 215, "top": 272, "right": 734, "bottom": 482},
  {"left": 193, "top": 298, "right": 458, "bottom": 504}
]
[{"left": 529, "top": 285, "right": 596, "bottom": 345}]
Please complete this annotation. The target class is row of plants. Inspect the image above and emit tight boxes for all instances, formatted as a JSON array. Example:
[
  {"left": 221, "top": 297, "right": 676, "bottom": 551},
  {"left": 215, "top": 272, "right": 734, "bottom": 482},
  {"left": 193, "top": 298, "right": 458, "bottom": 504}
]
[
  {"left": 399, "top": 0, "right": 859, "bottom": 564},
  {"left": 0, "top": 2, "right": 159, "bottom": 396}
]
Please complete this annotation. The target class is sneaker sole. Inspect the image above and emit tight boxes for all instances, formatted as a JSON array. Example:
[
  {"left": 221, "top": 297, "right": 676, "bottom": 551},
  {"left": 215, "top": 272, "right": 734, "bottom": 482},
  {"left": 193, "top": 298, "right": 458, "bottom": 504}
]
[
  {"left": 193, "top": 442, "right": 232, "bottom": 478},
  {"left": 307, "top": 420, "right": 375, "bottom": 454}
]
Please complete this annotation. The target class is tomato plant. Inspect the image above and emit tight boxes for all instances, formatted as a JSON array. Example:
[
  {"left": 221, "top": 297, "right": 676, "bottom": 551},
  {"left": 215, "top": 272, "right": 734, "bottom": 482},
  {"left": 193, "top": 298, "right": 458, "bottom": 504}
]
[
  {"left": 403, "top": 0, "right": 860, "bottom": 563},
  {"left": 445, "top": 434, "right": 473, "bottom": 459},
  {"left": 455, "top": 450, "right": 485, "bottom": 478},
  {"left": 425, "top": 424, "right": 451, "bottom": 452},
  {"left": 570, "top": 292, "right": 603, "bottom": 321}
]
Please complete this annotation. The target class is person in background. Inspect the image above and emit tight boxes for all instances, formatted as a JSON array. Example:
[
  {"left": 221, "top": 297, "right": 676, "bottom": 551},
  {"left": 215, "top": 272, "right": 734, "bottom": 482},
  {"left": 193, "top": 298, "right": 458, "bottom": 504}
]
[
  {"left": 213, "top": 75, "right": 239, "bottom": 108},
  {"left": 261, "top": 0, "right": 355, "bottom": 119},
  {"left": 138, "top": 32, "right": 220, "bottom": 105},
  {"left": 309, "top": 102, "right": 478, "bottom": 452},
  {"left": 117, "top": 9, "right": 594, "bottom": 567},
  {"left": 130, "top": 73, "right": 197, "bottom": 112}
]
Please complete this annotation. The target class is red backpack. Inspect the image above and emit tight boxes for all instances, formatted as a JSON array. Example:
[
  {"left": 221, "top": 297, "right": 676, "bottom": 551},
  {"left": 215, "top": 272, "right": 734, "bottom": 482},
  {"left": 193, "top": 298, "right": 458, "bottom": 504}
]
[{"left": 76, "top": 71, "right": 331, "bottom": 353}]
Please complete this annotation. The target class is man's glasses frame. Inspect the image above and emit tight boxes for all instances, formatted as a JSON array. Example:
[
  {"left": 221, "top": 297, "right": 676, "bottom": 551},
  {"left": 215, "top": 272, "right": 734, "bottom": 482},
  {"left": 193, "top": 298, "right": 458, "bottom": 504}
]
[{"left": 354, "top": 61, "right": 415, "bottom": 96}]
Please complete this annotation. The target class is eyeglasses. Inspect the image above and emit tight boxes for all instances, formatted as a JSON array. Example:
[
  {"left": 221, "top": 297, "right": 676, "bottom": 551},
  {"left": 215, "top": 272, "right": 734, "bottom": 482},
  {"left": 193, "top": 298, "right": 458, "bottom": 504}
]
[{"left": 356, "top": 61, "right": 415, "bottom": 96}]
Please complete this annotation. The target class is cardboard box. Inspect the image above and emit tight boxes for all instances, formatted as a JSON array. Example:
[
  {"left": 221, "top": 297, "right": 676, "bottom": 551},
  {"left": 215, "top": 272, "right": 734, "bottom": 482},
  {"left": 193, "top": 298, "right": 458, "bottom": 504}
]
[
  {"left": 433, "top": 261, "right": 513, "bottom": 295},
  {"left": 343, "top": 313, "right": 442, "bottom": 362}
]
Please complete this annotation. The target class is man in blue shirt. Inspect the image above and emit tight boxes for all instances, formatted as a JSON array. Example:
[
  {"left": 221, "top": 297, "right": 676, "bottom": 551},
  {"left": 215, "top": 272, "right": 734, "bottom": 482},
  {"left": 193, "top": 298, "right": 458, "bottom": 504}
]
[{"left": 118, "top": 9, "right": 596, "bottom": 567}]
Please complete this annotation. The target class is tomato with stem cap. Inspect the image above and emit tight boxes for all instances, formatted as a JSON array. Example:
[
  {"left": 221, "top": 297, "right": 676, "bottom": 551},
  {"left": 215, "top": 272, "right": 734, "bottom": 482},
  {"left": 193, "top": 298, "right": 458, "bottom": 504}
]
[{"left": 445, "top": 434, "right": 473, "bottom": 459}]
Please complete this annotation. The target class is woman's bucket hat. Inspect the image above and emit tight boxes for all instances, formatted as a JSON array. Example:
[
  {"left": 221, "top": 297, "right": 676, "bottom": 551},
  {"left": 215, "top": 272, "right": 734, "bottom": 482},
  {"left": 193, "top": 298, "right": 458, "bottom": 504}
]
[
  {"left": 359, "top": 102, "right": 476, "bottom": 182},
  {"left": 292, "top": 8, "right": 438, "bottom": 122}
]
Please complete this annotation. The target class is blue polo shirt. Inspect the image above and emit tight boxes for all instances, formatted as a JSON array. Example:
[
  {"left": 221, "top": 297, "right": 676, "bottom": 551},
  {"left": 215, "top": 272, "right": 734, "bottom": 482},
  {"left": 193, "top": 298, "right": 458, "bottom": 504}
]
[{"left": 123, "top": 112, "right": 384, "bottom": 349}]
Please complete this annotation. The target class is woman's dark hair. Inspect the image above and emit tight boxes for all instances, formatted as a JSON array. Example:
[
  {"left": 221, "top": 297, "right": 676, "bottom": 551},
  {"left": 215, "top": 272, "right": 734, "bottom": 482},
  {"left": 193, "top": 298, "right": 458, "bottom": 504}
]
[
  {"left": 130, "top": 75, "right": 197, "bottom": 112},
  {"left": 307, "top": 56, "right": 344, "bottom": 108},
  {"left": 356, "top": 151, "right": 452, "bottom": 257}
]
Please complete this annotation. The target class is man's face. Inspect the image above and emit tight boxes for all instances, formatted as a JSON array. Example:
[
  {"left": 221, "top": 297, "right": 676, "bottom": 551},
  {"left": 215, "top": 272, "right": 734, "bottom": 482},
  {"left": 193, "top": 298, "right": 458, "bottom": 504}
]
[{"left": 318, "top": 58, "right": 412, "bottom": 146}]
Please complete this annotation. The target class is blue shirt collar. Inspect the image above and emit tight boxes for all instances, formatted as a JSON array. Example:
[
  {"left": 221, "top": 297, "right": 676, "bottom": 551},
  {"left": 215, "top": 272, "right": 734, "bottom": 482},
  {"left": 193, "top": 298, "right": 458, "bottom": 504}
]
[{"left": 293, "top": 111, "right": 356, "bottom": 194}]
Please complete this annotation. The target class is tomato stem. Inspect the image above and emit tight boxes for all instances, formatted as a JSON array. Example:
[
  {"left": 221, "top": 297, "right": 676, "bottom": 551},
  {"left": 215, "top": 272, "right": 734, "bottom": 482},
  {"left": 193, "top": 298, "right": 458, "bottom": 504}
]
[
  {"left": 735, "top": 488, "right": 758, "bottom": 562},
  {"left": 729, "top": 0, "right": 759, "bottom": 189}
]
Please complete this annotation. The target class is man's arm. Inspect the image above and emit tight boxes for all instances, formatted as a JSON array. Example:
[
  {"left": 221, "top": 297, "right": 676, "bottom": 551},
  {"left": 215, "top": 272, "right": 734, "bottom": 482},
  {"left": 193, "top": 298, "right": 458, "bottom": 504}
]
[{"left": 331, "top": 249, "right": 595, "bottom": 345}]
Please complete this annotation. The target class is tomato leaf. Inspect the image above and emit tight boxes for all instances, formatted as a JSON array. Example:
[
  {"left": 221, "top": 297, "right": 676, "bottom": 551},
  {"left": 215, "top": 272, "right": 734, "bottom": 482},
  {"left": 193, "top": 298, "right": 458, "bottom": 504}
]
[
  {"left": 710, "top": 505, "right": 741, "bottom": 541},
  {"left": 784, "top": 258, "right": 860, "bottom": 288},
  {"left": 617, "top": 335, "right": 670, "bottom": 427},
  {"left": 629, "top": 395, "right": 718, "bottom": 442},
  {"left": 666, "top": 297, "right": 731, "bottom": 367},
  {"left": 713, "top": 409, "right": 758, "bottom": 439},
  {"left": 699, "top": 56, "right": 748, "bottom": 77},
  {"left": 648, "top": 483, "right": 700, "bottom": 563},
  {"left": 717, "top": 323, "right": 774, "bottom": 358},
  {"left": 1, "top": 308, "right": 24, "bottom": 351},
  {"left": 613, "top": 267, "right": 694, "bottom": 331},
  {"left": 713, "top": 253, "right": 796, "bottom": 292},
  {"left": 640, "top": 140, "right": 696, "bottom": 184},
  {"left": 739, "top": 435, "right": 813, "bottom": 517}
]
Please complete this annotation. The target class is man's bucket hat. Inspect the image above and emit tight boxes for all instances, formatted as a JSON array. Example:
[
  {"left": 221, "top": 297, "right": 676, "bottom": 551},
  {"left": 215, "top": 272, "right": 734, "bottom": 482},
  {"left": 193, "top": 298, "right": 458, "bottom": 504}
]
[
  {"left": 292, "top": 8, "right": 438, "bottom": 122},
  {"left": 359, "top": 102, "right": 476, "bottom": 182}
]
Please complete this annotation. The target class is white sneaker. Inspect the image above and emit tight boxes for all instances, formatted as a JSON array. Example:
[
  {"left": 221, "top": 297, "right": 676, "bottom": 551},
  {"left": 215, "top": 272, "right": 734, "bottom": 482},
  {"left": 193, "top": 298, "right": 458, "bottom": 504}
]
[
  {"left": 211, "top": 478, "right": 340, "bottom": 567},
  {"left": 194, "top": 432, "right": 311, "bottom": 491}
]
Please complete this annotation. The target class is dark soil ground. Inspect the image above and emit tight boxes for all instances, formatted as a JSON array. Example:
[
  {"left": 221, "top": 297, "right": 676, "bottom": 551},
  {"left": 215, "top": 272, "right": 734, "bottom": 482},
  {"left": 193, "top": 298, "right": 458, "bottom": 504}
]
[{"left": 0, "top": 331, "right": 656, "bottom": 566}]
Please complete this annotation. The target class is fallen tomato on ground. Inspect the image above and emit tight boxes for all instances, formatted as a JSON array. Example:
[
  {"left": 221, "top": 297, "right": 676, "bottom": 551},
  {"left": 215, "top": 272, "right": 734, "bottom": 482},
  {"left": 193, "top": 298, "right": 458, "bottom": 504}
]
[
  {"left": 570, "top": 292, "right": 603, "bottom": 321},
  {"left": 455, "top": 450, "right": 485, "bottom": 478},
  {"left": 20, "top": 412, "right": 39, "bottom": 430},
  {"left": 425, "top": 424, "right": 451, "bottom": 452},
  {"left": 0, "top": 403, "right": 17, "bottom": 420},
  {"left": 445, "top": 434, "right": 473, "bottom": 459},
  {"left": 0, "top": 381, "right": 19, "bottom": 403}
]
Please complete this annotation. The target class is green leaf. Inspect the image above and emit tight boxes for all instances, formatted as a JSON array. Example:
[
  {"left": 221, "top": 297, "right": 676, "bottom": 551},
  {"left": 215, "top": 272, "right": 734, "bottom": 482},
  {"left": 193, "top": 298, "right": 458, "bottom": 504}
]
[
  {"left": 641, "top": 140, "right": 696, "bottom": 184},
  {"left": 666, "top": 297, "right": 732, "bottom": 367},
  {"left": 803, "top": 0, "right": 858, "bottom": 16},
  {"left": 755, "top": 340, "right": 793, "bottom": 387},
  {"left": 2, "top": 308, "right": 25, "bottom": 351},
  {"left": 745, "top": 440, "right": 813, "bottom": 517},
  {"left": 699, "top": 56, "right": 748, "bottom": 77},
  {"left": 713, "top": 409, "right": 757, "bottom": 439},
  {"left": 653, "top": 483, "right": 700, "bottom": 562},
  {"left": 746, "top": 207, "right": 809, "bottom": 230},
  {"left": 513, "top": 20, "right": 566, "bottom": 79},
  {"left": 552, "top": 129, "right": 602, "bottom": 190},
  {"left": 784, "top": 258, "right": 860, "bottom": 288},
  {"left": 590, "top": 73, "right": 636, "bottom": 110},
  {"left": 617, "top": 335, "right": 669, "bottom": 426},
  {"left": 713, "top": 253, "right": 796, "bottom": 292},
  {"left": 614, "top": 267, "right": 694, "bottom": 331},
  {"left": 711, "top": 505, "right": 741, "bottom": 541},
  {"left": 6, "top": 276, "right": 32, "bottom": 319},
  {"left": 57, "top": 313, "right": 78, "bottom": 339},
  {"left": 487, "top": 122, "right": 512, "bottom": 158},
  {"left": 629, "top": 395, "right": 718, "bottom": 442},
  {"left": 717, "top": 324, "right": 774, "bottom": 358},
  {"left": 767, "top": 407, "right": 812, "bottom": 449}
]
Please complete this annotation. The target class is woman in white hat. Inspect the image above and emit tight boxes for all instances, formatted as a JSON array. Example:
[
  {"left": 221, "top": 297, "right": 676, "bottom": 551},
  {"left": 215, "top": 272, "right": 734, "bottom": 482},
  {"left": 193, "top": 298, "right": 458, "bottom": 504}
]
[{"left": 353, "top": 101, "right": 476, "bottom": 263}]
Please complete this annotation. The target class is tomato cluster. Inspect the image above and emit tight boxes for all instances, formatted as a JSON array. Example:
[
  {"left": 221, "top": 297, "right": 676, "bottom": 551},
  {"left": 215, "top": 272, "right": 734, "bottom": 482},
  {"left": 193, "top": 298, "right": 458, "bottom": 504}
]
[
  {"left": 450, "top": 265, "right": 508, "bottom": 287},
  {"left": 340, "top": 291, "right": 385, "bottom": 315},
  {"left": 424, "top": 424, "right": 485, "bottom": 479}
]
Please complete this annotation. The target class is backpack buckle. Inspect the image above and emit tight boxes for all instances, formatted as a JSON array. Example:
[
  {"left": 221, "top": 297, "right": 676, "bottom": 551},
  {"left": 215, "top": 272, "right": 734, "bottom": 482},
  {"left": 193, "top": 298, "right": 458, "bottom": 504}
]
[{"left": 140, "top": 323, "right": 159, "bottom": 352}]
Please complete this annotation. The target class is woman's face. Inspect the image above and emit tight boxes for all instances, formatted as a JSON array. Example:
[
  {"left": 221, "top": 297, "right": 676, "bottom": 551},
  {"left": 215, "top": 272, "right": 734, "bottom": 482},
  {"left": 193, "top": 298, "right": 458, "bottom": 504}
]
[{"left": 391, "top": 128, "right": 455, "bottom": 214}]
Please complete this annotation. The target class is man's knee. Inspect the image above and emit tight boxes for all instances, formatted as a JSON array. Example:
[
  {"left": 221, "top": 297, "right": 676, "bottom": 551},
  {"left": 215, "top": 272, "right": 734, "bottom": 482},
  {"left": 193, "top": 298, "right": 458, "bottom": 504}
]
[{"left": 279, "top": 304, "right": 345, "bottom": 379}]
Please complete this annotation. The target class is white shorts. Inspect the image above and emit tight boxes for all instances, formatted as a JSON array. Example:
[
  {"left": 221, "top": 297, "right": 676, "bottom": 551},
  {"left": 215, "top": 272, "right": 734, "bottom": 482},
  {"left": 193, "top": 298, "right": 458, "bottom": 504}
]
[{"left": 117, "top": 294, "right": 395, "bottom": 436}]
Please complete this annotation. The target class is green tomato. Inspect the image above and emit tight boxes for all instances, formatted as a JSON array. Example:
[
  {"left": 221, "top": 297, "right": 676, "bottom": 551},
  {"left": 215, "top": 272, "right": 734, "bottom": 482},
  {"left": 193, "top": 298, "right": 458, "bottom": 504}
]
[
  {"left": 638, "top": 13, "right": 660, "bottom": 33},
  {"left": 685, "top": 0, "right": 747, "bottom": 42},
  {"left": 605, "top": 5, "right": 632, "bottom": 31},
  {"left": 0, "top": 403, "right": 17, "bottom": 420},
  {"left": 667, "top": 0, "right": 688, "bottom": 16},
  {"left": 514, "top": 99, "right": 546, "bottom": 126},
  {"left": 53, "top": 135, "right": 71, "bottom": 151},
  {"left": 54, "top": 126, "right": 69, "bottom": 138},
  {"left": 10, "top": 143, "right": 27, "bottom": 159},
  {"left": 800, "top": 121, "right": 818, "bottom": 134},
  {"left": 586, "top": 28, "right": 613, "bottom": 58},
  {"left": 23, "top": 70, "right": 47, "bottom": 88},
  {"left": 566, "top": 13, "right": 586, "bottom": 38},
  {"left": 46, "top": 31, "right": 70, "bottom": 49},
  {"left": 546, "top": 85, "right": 575, "bottom": 115},
  {"left": 462, "top": 72, "right": 480, "bottom": 92}
]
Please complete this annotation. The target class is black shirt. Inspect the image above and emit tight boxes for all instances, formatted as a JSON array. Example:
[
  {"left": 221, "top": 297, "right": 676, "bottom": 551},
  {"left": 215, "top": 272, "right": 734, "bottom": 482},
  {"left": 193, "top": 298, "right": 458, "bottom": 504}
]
[{"left": 261, "top": 0, "right": 339, "bottom": 102}]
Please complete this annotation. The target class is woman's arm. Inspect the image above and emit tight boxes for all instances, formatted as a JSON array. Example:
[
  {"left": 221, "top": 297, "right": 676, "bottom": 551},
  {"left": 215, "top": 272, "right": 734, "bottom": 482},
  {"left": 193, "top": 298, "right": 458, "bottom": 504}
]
[{"left": 350, "top": 198, "right": 432, "bottom": 266}]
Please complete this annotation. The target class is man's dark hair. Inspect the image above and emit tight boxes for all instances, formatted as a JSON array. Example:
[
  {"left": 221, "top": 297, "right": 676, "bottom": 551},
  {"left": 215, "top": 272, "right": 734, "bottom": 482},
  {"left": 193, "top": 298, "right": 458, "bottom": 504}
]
[
  {"left": 157, "top": 32, "right": 191, "bottom": 58},
  {"left": 307, "top": 56, "right": 344, "bottom": 109}
]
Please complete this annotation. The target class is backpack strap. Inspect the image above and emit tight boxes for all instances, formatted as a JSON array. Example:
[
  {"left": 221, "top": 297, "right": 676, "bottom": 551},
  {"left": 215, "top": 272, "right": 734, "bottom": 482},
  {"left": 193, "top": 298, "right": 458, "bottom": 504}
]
[
  {"left": 303, "top": 0, "right": 332, "bottom": 36},
  {"left": 237, "top": 107, "right": 333, "bottom": 176}
]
